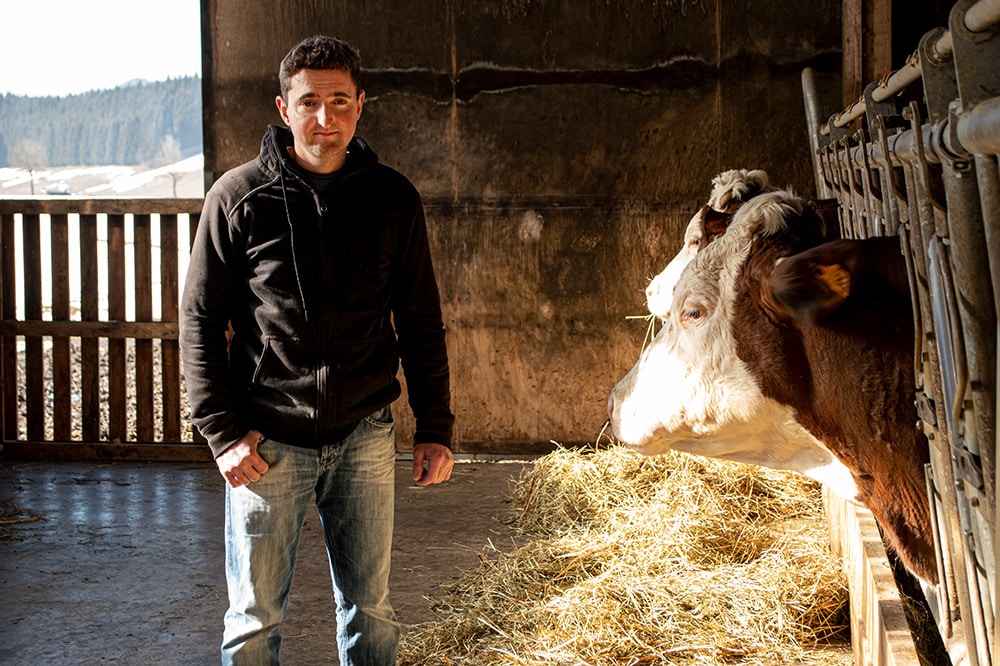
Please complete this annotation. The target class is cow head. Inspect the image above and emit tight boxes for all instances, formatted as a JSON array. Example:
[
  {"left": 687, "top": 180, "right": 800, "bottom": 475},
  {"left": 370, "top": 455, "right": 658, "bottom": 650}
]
[
  {"left": 615, "top": 191, "right": 856, "bottom": 496},
  {"left": 645, "top": 169, "right": 775, "bottom": 317},
  {"left": 610, "top": 188, "right": 936, "bottom": 582}
]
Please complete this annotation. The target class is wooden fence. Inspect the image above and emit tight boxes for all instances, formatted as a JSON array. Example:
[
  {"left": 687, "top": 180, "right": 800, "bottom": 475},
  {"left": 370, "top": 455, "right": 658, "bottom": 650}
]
[{"left": 0, "top": 198, "right": 210, "bottom": 461}]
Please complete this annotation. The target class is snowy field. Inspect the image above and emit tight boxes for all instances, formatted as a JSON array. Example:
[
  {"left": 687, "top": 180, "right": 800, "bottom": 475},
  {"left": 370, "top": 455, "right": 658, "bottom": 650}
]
[{"left": 0, "top": 155, "right": 205, "bottom": 199}]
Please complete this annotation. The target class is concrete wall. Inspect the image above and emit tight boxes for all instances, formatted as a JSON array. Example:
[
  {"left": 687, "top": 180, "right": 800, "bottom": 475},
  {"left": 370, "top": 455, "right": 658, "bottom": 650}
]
[{"left": 202, "top": 0, "right": 842, "bottom": 453}]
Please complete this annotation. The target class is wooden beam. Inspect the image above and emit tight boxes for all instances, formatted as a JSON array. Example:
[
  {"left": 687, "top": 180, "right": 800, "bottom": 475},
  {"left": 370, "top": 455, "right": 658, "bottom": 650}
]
[
  {"left": 1, "top": 440, "right": 214, "bottom": 462},
  {"left": 842, "top": 0, "right": 894, "bottom": 108},
  {"left": 0, "top": 320, "right": 179, "bottom": 339},
  {"left": 0, "top": 199, "right": 203, "bottom": 216}
]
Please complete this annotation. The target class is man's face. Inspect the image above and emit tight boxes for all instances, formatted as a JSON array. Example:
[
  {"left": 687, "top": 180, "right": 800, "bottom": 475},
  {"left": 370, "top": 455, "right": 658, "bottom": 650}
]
[{"left": 275, "top": 68, "right": 364, "bottom": 174}]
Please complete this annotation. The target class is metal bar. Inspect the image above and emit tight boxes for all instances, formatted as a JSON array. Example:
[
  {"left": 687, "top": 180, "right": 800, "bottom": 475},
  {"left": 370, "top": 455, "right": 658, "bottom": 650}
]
[
  {"left": 836, "top": 104, "right": 998, "bottom": 175},
  {"left": 801, "top": 68, "right": 832, "bottom": 198},
  {"left": 824, "top": 0, "right": 1000, "bottom": 133},
  {"left": 965, "top": 0, "right": 1000, "bottom": 32},
  {"left": 958, "top": 97, "right": 1000, "bottom": 155}
]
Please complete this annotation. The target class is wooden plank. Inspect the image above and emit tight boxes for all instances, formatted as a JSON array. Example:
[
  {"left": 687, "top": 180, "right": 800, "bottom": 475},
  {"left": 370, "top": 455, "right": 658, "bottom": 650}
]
[
  {"left": 0, "top": 199, "right": 204, "bottom": 216},
  {"left": 0, "top": 440, "right": 213, "bottom": 462},
  {"left": 842, "top": 0, "right": 864, "bottom": 107},
  {"left": 22, "top": 214, "right": 45, "bottom": 441},
  {"left": 133, "top": 214, "right": 154, "bottom": 441},
  {"left": 160, "top": 214, "right": 181, "bottom": 441},
  {"left": 50, "top": 213, "right": 72, "bottom": 440},
  {"left": 1, "top": 213, "right": 17, "bottom": 441},
  {"left": 107, "top": 213, "right": 127, "bottom": 441},
  {"left": 841, "top": 0, "right": 894, "bottom": 109},
  {"left": 867, "top": 0, "right": 893, "bottom": 93},
  {"left": 0, "top": 320, "right": 178, "bottom": 338},
  {"left": 448, "top": 440, "right": 559, "bottom": 457},
  {"left": 79, "top": 214, "right": 100, "bottom": 441},
  {"left": 824, "top": 487, "right": 922, "bottom": 666}
]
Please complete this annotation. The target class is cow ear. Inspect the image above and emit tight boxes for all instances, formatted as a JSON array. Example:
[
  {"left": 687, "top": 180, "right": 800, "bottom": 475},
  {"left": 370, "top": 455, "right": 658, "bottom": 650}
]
[
  {"left": 766, "top": 242, "right": 857, "bottom": 325},
  {"left": 703, "top": 207, "right": 732, "bottom": 242}
]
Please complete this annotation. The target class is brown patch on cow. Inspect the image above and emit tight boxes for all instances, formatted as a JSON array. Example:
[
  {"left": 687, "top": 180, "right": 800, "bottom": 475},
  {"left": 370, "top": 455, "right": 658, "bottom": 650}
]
[
  {"left": 733, "top": 222, "right": 936, "bottom": 583},
  {"left": 806, "top": 198, "right": 843, "bottom": 240}
]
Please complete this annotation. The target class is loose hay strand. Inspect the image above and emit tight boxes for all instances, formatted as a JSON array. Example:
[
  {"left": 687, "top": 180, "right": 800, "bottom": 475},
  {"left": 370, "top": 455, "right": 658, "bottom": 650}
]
[{"left": 398, "top": 445, "right": 850, "bottom": 665}]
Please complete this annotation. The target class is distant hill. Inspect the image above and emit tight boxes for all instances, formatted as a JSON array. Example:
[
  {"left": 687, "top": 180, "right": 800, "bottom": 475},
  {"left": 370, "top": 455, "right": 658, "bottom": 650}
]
[{"left": 0, "top": 76, "right": 202, "bottom": 168}]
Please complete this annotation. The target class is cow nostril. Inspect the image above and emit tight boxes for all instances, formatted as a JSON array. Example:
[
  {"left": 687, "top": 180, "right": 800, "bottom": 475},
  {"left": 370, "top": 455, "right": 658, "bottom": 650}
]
[{"left": 606, "top": 394, "right": 615, "bottom": 421}]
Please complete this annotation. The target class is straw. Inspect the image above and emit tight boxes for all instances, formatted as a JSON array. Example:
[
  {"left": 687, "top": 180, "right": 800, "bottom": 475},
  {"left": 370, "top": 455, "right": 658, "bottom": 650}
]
[{"left": 398, "top": 444, "right": 850, "bottom": 665}]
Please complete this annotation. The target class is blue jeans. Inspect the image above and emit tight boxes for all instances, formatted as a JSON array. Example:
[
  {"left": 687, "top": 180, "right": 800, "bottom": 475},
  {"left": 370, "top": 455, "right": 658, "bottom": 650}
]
[{"left": 221, "top": 406, "right": 399, "bottom": 665}]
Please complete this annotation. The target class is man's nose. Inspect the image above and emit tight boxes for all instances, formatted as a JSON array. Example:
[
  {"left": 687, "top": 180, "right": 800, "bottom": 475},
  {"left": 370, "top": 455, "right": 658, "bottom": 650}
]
[{"left": 318, "top": 104, "right": 334, "bottom": 126}]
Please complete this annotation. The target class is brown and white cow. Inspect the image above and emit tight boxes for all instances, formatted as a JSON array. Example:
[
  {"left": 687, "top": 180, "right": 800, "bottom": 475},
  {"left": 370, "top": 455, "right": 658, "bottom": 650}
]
[
  {"left": 639, "top": 169, "right": 856, "bottom": 500},
  {"left": 645, "top": 169, "right": 776, "bottom": 317},
  {"left": 609, "top": 189, "right": 936, "bottom": 583}
]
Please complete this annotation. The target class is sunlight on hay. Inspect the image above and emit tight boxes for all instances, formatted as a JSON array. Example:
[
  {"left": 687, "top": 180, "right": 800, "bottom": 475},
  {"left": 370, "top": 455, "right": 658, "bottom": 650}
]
[{"left": 398, "top": 444, "right": 850, "bottom": 665}]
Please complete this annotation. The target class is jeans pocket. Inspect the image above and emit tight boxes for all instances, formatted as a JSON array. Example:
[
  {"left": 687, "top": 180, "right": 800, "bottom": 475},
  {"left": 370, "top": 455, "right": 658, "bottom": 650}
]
[{"left": 363, "top": 405, "right": 394, "bottom": 429}]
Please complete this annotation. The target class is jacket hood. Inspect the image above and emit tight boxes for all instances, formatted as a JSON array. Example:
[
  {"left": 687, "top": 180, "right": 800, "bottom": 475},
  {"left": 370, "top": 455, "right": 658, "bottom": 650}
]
[{"left": 258, "top": 124, "right": 379, "bottom": 178}]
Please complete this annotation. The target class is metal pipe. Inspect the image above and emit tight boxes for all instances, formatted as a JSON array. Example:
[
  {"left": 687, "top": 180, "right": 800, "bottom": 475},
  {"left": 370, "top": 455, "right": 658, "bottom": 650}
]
[
  {"left": 870, "top": 51, "right": 927, "bottom": 105},
  {"left": 801, "top": 68, "right": 832, "bottom": 198},
  {"left": 965, "top": 0, "right": 1000, "bottom": 32},
  {"left": 837, "top": 99, "right": 1000, "bottom": 174},
  {"left": 824, "top": 0, "right": 1000, "bottom": 133},
  {"left": 957, "top": 97, "right": 1000, "bottom": 155}
]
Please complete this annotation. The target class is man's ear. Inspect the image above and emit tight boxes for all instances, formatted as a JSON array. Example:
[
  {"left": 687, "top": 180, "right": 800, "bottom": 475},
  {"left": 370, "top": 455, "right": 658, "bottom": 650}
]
[
  {"left": 765, "top": 239, "right": 861, "bottom": 325},
  {"left": 275, "top": 95, "right": 290, "bottom": 125}
]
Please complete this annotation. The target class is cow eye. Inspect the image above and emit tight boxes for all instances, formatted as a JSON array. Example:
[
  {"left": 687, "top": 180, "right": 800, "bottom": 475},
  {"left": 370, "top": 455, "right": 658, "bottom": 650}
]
[{"left": 680, "top": 303, "right": 707, "bottom": 325}]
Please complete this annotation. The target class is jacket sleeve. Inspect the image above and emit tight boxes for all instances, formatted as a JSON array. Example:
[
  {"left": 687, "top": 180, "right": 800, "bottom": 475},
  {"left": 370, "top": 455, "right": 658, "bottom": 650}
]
[
  {"left": 391, "top": 193, "right": 455, "bottom": 448},
  {"left": 179, "top": 186, "right": 245, "bottom": 457}
]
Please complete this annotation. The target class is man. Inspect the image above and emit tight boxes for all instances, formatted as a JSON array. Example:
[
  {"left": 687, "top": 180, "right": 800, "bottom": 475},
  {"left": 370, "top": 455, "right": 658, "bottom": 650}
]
[{"left": 180, "top": 35, "right": 455, "bottom": 665}]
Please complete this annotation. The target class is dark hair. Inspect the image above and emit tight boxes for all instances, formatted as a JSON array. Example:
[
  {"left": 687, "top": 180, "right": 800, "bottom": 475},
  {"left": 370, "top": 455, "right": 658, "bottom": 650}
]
[{"left": 279, "top": 35, "right": 362, "bottom": 98}]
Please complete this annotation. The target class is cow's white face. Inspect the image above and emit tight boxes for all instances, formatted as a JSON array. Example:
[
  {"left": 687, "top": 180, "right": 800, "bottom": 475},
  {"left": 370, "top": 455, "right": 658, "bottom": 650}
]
[
  {"left": 610, "top": 192, "right": 858, "bottom": 499},
  {"left": 645, "top": 169, "right": 774, "bottom": 319},
  {"left": 645, "top": 213, "right": 703, "bottom": 317}
]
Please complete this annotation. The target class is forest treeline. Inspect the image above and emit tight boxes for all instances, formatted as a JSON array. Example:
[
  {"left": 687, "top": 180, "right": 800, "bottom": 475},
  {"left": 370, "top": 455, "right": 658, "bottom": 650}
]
[{"left": 0, "top": 76, "right": 202, "bottom": 168}]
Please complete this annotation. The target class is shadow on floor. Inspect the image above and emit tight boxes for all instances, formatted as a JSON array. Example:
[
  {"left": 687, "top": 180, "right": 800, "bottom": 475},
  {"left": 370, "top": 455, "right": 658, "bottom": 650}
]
[{"left": 0, "top": 459, "right": 526, "bottom": 665}]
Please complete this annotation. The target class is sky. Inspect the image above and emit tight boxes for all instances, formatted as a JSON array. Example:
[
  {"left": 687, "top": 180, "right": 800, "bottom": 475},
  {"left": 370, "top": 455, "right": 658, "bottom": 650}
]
[{"left": 1, "top": 0, "right": 202, "bottom": 97}]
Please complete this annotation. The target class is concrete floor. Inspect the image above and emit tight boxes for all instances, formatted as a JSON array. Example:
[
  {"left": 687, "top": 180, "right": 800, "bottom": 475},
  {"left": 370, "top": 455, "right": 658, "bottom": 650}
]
[{"left": 0, "top": 458, "right": 527, "bottom": 665}]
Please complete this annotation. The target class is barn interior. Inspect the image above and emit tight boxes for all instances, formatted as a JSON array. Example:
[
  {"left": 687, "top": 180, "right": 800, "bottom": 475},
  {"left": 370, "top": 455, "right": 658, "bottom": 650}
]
[{"left": 1, "top": 0, "right": 997, "bottom": 664}]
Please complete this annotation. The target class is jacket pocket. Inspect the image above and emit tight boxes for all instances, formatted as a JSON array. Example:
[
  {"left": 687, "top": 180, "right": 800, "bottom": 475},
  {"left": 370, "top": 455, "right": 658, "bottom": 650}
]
[{"left": 248, "top": 336, "right": 318, "bottom": 420}]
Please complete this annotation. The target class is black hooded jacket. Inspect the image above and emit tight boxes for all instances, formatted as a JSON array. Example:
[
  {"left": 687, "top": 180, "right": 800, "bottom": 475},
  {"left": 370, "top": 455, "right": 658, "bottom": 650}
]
[{"left": 180, "top": 125, "right": 453, "bottom": 457}]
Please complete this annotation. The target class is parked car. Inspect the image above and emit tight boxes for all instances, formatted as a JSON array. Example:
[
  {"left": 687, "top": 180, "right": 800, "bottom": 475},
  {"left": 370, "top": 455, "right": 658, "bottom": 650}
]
[{"left": 45, "top": 182, "right": 72, "bottom": 195}]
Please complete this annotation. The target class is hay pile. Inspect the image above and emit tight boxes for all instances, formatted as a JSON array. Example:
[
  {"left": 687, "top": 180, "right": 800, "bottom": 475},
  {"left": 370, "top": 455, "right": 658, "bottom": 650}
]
[{"left": 398, "top": 445, "right": 850, "bottom": 665}]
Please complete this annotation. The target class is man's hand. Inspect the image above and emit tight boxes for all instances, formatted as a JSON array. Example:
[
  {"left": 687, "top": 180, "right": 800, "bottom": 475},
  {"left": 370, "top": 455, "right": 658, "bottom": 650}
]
[
  {"left": 215, "top": 430, "right": 270, "bottom": 488},
  {"left": 412, "top": 443, "right": 454, "bottom": 487}
]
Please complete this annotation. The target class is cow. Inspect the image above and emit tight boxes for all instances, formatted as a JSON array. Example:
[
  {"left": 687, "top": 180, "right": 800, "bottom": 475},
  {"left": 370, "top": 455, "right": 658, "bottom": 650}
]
[
  {"left": 608, "top": 189, "right": 936, "bottom": 584},
  {"left": 638, "top": 169, "right": 856, "bottom": 497},
  {"left": 645, "top": 169, "right": 775, "bottom": 318}
]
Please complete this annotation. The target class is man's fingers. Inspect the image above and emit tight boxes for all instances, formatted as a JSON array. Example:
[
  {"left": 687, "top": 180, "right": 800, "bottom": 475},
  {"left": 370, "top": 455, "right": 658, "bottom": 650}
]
[
  {"left": 217, "top": 433, "right": 270, "bottom": 487},
  {"left": 413, "top": 448, "right": 454, "bottom": 486}
]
